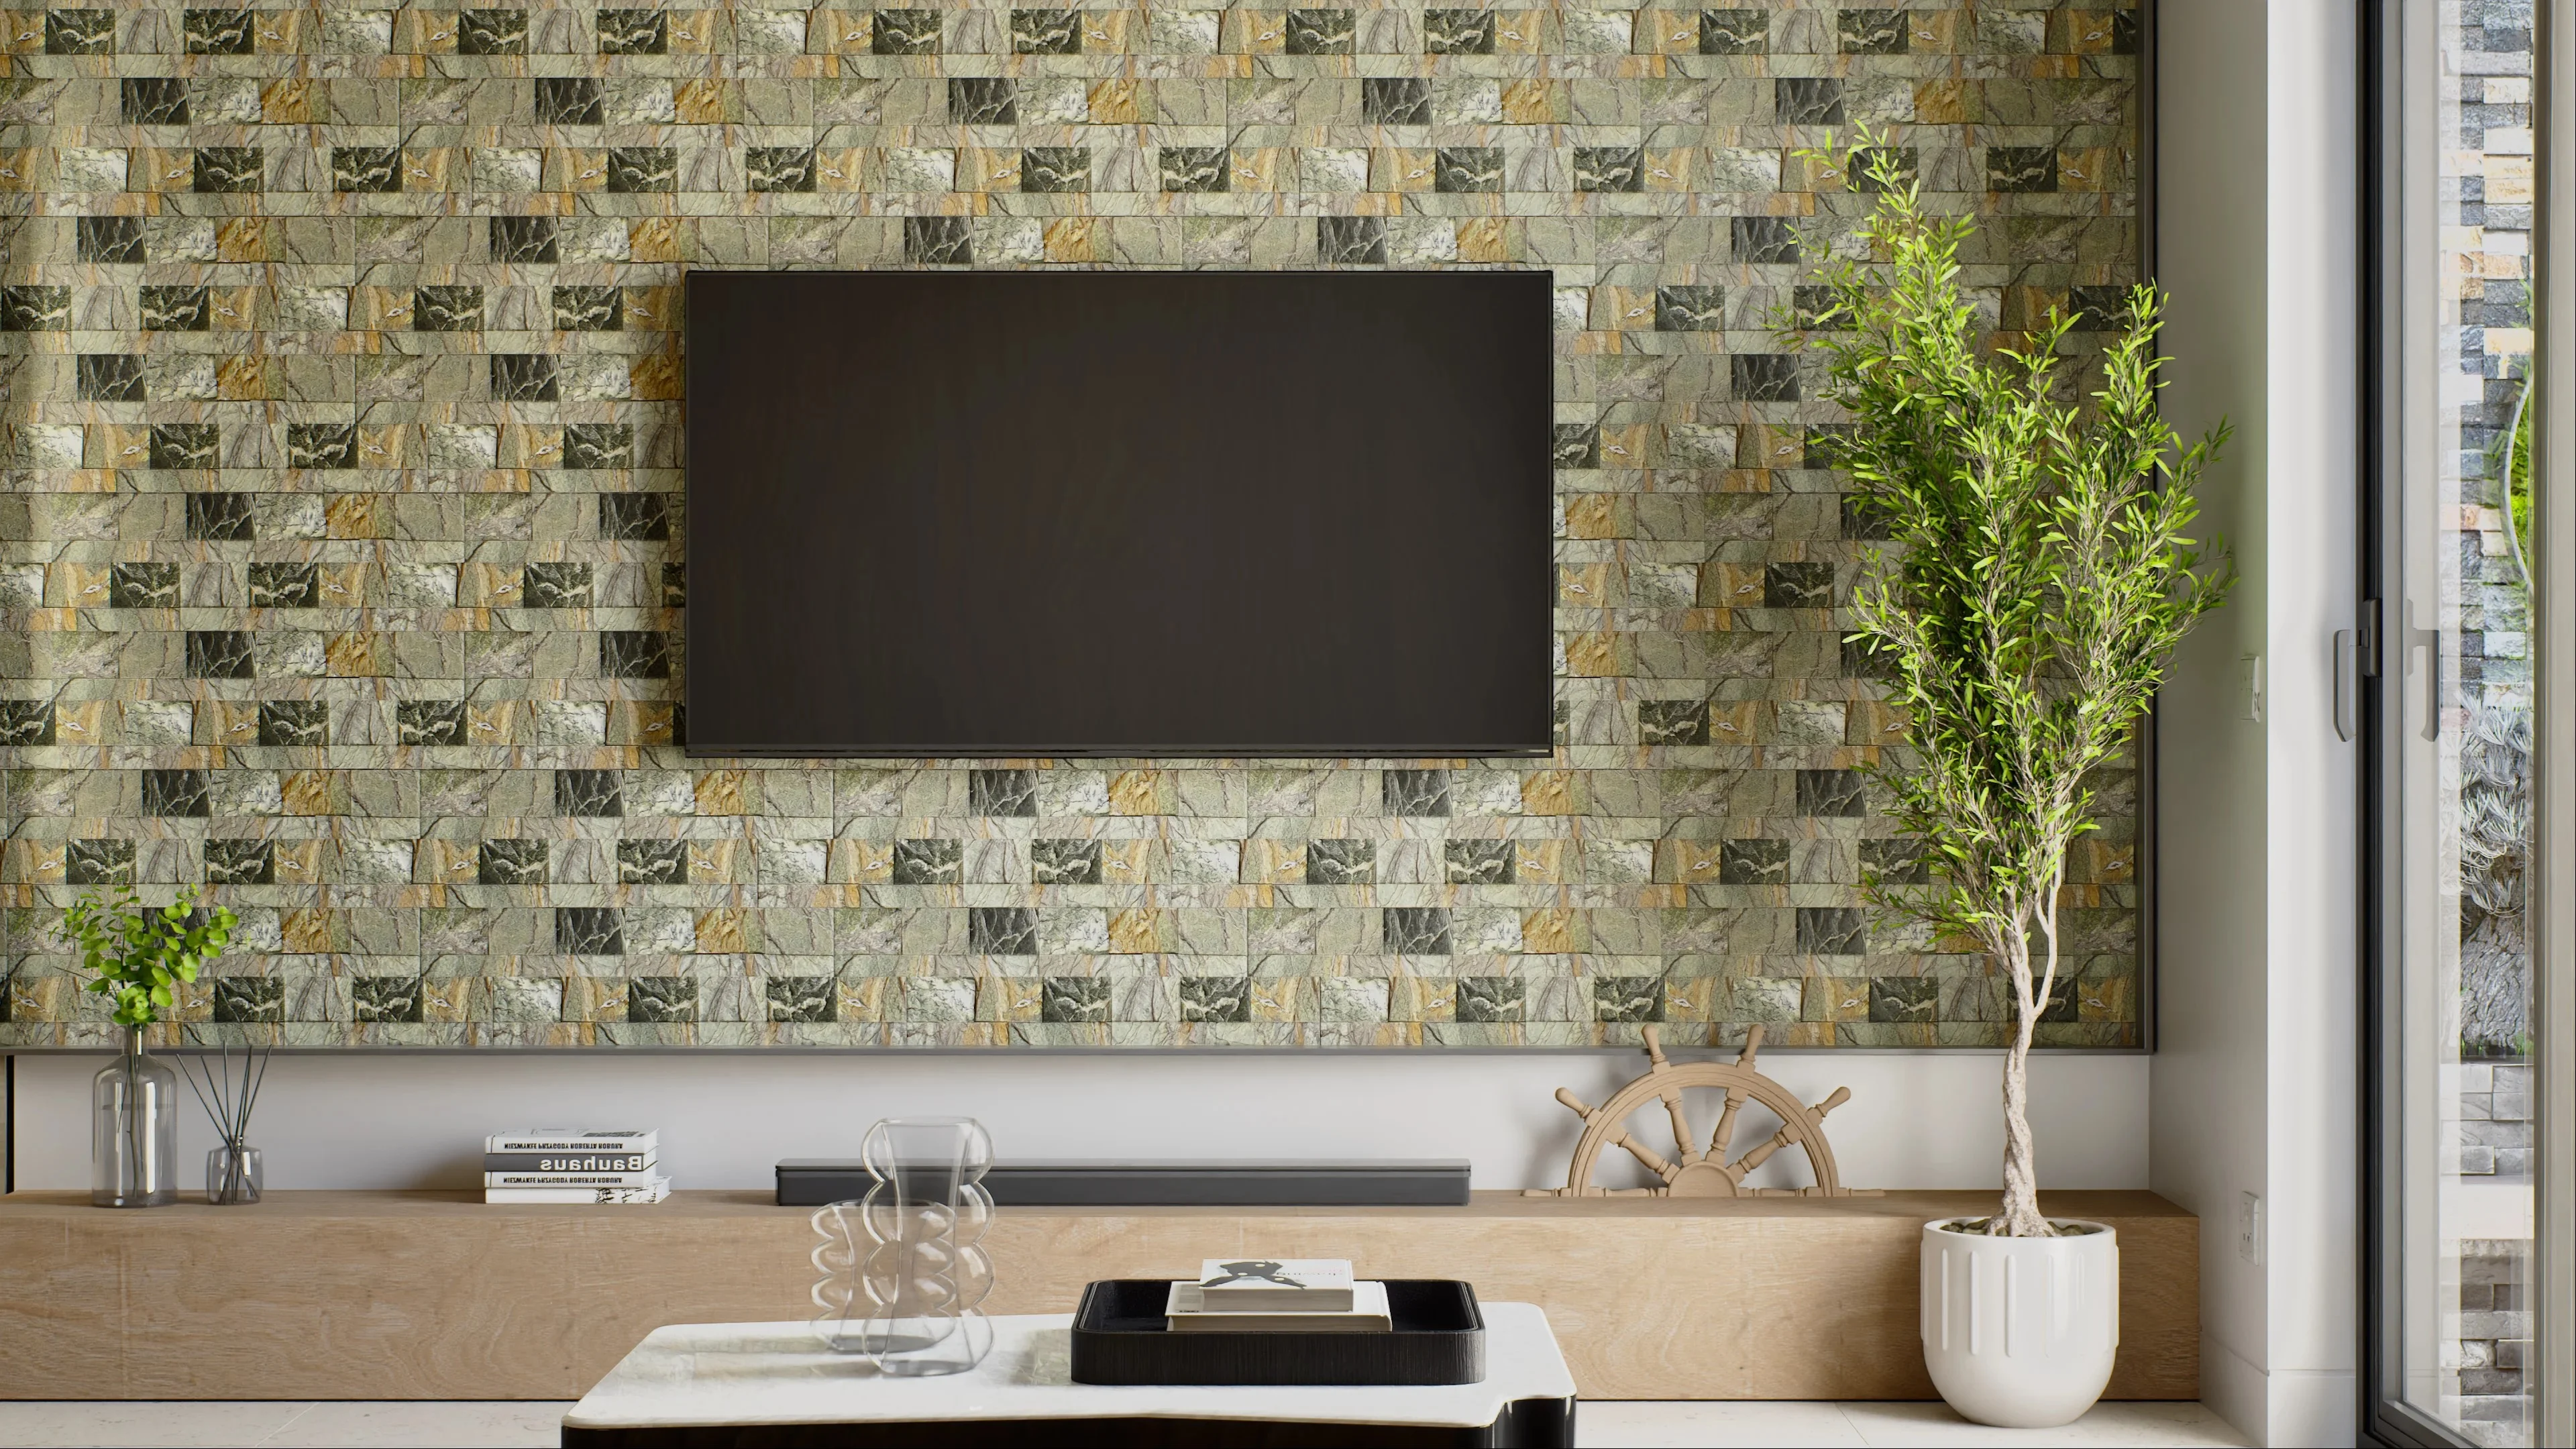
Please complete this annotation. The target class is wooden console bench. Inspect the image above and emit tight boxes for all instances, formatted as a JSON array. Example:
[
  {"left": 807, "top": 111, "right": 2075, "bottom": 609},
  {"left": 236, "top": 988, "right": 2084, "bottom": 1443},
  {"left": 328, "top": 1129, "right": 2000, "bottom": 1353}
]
[{"left": 0, "top": 1189, "right": 2195, "bottom": 1401}]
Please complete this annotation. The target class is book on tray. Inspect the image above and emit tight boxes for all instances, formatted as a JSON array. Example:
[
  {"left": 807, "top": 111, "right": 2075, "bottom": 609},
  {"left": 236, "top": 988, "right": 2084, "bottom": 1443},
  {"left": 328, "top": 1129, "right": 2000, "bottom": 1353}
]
[
  {"left": 483, "top": 1130, "right": 664, "bottom": 1203},
  {"left": 1166, "top": 1279, "right": 1390, "bottom": 1333},
  {"left": 1162, "top": 1259, "right": 1390, "bottom": 1332}
]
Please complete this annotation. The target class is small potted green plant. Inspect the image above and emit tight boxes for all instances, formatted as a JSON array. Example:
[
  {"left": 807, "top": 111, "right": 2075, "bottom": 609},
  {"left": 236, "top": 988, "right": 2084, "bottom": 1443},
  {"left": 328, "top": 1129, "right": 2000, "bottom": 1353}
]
[
  {"left": 60, "top": 885, "right": 238, "bottom": 1207},
  {"left": 1793, "top": 135, "right": 2234, "bottom": 1427}
]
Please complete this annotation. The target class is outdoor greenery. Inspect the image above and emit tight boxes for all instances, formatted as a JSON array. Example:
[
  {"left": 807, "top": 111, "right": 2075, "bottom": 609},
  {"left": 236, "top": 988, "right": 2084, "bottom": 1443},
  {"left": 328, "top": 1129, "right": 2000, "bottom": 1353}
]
[
  {"left": 1793, "top": 136, "right": 2236, "bottom": 1237},
  {"left": 58, "top": 885, "right": 239, "bottom": 1031}
]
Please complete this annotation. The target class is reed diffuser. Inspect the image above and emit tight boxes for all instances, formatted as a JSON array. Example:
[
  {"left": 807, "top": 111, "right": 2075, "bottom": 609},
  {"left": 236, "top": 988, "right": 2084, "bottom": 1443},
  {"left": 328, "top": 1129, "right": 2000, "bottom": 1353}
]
[{"left": 180, "top": 1042, "right": 270, "bottom": 1205}]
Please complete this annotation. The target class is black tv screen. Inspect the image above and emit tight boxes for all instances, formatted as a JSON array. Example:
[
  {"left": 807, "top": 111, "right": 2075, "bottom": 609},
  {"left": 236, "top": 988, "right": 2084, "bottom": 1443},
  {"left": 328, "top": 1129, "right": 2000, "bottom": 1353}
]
[{"left": 683, "top": 270, "right": 1554, "bottom": 757}]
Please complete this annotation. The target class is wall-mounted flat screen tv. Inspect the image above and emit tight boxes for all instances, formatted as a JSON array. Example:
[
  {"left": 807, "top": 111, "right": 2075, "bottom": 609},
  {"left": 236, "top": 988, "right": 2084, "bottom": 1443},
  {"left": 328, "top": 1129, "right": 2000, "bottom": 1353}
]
[{"left": 684, "top": 270, "right": 1554, "bottom": 757}]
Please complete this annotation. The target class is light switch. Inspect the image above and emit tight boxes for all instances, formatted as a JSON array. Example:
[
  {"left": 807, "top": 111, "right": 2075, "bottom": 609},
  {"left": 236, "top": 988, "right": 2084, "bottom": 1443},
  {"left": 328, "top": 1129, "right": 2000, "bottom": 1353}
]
[
  {"left": 2237, "top": 1190, "right": 2264, "bottom": 1265},
  {"left": 2239, "top": 655, "right": 2263, "bottom": 723}
]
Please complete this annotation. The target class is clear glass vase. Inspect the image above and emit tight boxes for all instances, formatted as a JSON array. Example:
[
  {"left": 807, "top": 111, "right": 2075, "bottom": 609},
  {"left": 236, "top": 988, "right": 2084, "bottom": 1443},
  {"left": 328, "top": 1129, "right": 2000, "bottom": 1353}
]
[
  {"left": 810, "top": 1116, "right": 995, "bottom": 1375},
  {"left": 206, "top": 1143, "right": 262, "bottom": 1205},
  {"left": 92, "top": 1027, "right": 179, "bottom": 1208}
]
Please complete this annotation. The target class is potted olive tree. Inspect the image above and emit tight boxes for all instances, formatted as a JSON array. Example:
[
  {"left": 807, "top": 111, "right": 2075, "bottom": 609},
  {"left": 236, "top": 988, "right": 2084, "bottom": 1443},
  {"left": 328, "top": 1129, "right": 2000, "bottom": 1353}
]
[{"left": 1796, "top": 140, "right": 2233, "bottom": 1427}]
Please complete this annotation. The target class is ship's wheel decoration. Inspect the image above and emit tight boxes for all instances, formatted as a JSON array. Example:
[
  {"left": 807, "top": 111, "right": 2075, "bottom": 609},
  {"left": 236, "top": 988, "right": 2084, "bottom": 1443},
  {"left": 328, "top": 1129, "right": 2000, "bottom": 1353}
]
[{"left": 1527, "top": 1024, "right": 1876, "bottom": 1198}]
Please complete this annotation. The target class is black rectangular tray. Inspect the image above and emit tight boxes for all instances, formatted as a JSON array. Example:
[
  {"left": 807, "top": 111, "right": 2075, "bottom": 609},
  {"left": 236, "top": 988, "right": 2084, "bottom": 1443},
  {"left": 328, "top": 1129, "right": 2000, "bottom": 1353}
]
[{"left": 1069, "top": 1279, "right": 1486, "bottom": 1387}]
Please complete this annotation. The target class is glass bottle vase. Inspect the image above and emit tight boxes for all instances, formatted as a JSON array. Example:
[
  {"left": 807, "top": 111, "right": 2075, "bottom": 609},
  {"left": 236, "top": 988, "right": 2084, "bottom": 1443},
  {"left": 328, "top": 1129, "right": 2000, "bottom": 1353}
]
[{"left": 92, "top": 1027, "right": 179, "bottom": 1208}]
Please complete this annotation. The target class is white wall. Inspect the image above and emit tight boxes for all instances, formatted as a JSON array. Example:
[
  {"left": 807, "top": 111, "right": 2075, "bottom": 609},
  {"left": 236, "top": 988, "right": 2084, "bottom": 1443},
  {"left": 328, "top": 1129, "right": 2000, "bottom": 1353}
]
[
  {"left": 6, "top": 1049, "right": 2149, "bottom": 1195},
  {"left": 2153, "top": 1, "right": 2361, "bottom": 1445}
]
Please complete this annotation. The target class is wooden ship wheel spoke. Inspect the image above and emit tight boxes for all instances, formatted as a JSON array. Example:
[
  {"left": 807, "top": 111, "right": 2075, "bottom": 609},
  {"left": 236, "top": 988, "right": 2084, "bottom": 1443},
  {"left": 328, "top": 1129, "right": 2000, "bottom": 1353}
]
[{"left": 1527, "top": 1023, "right": 1878, "bottom": 1198}]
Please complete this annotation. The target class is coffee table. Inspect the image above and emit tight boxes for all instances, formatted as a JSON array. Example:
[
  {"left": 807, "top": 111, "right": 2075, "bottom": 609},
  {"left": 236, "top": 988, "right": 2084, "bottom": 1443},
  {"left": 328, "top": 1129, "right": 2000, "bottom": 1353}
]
[{"left": 560, "top": 1303, "right": 1576, "bottom": 1447}]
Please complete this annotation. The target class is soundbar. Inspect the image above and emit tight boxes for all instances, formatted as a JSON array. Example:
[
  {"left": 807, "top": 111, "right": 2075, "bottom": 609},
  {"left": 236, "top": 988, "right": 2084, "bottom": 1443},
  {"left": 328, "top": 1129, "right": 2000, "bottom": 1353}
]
[{"left": 775, "top": 1159, "right": 1472, "bottom": 1208}]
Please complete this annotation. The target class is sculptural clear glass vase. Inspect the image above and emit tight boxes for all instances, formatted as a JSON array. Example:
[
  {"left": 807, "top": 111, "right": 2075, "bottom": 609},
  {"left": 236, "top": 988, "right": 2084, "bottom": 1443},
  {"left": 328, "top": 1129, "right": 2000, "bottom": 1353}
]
[
  {"left": 810, "top": 1116, "right": 995, "bottom": 1375},
  {"left": 92, "top": 1028, "right": 178, "bottom": 1208}
]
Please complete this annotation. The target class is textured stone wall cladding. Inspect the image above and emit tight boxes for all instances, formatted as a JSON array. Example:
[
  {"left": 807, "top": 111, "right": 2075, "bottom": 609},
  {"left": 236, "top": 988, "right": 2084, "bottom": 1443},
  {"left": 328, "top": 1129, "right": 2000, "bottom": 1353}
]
[{"left": 0, "top": 3, "right": 2141, "bottom": 1048}]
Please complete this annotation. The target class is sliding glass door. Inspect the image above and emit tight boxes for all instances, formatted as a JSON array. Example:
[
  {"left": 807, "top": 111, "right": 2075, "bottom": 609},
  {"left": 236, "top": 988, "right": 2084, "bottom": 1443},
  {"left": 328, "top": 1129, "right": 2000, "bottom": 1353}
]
[{"left": 2367, "top": 3, "right": 2568, "bottom": 1444}]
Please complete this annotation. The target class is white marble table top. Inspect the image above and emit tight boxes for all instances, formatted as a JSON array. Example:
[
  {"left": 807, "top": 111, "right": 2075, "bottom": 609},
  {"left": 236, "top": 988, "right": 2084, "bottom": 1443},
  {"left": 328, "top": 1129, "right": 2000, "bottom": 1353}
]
[{"left": 563, "top": 1303, "right": 1574, "bottom": 1430}]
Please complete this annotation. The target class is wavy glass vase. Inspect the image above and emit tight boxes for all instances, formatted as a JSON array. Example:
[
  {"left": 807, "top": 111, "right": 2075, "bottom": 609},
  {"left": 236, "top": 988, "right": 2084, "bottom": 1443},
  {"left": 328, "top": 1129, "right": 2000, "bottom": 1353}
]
[{"left": 810, "top": 1117, "right": 995, "bottom": 1376}]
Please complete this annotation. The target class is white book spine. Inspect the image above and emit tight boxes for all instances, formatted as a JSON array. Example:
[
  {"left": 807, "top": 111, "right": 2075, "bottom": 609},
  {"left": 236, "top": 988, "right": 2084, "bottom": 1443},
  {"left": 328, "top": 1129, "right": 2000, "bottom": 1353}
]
[
  {"left": 484, "top": 1132, "right": 659, "bottom": 1152},
  {"left": 483, "top": 1179, "right": 669, "bottom": 1205},
  {"left": 483, "top": 1172, "right": 663, "bottom": 1187}
]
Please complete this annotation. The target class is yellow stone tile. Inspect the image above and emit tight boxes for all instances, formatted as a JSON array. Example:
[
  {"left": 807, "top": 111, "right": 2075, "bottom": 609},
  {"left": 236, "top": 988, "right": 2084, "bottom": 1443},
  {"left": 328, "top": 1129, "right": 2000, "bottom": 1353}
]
[
  {"left": 402, "top": 148, "right": 458, "bottom": 191},
  {"left": 1492, "top": 11, "right": 1545, "bottom": 54},
  {"left": 1108, "top": 908, "right": 1166, "bottom": 953},
  {"left": 1522, "top": 907, "right": 1574, "bottom": 953},
  {"left": 282, "top": 908, "right": 333, "bottom": 954},
  {"left": 1229, "top": 148, "right": 1282, "bottom": 191},
  {"left": 1639, "top": 9, "right": 1700, "bottom": 53},
  {"left": 1380, "top": 148, "right": 1438, "bottom": 192},
  {"left": 2057, "top": 147, "right": 2114, "bottom": 192},
  {"left": 1562, "top": 631, "right": 1621, "bottom": 676},
  {"left": 326, "top": 631, "right": 388, "bottom": 678},
  {"left": 694, "top": 769, "right": 748, "bottom": 815},
  {"left": 1562, "top": 494, "right": 1625, "bottom": 540},
  {"left": 1236, "top": 9, "right": 1286, "bottom": 52},
  {"left": 128, "top": 149, "right": 187, "bottom": 193},
  {"left": 205, "top": 702, "right": 260, "bottom": 747},
  {"left": 1915, "top": 78, "right": 1974, "bottom": 125},
  {"left": 1456, "top": 217, "right": 1509, "bottom": 262},
  {"left": 1521, "top": 770, "right": 1578, "bottom": 815},
  {"left": 815, "top": 148, "right": 866, "bottom": 191},
  {"left": 1108, "top": 769, "right": 1167, "bottom": 813},
  {"left": 1246, "top": 839, "right": 1307, "bottom": 885},
  {"left": 1089, "top": 78, "right": 1142, "bottom": 123},
  {"left": 1044, "top": 217, "right": 1106, "bottom": 263},
  {"left": 963, "top": 146, "right": 1021, "bottom": 191},
  {"left": 451, "top": 702, "right": 514, "bottom": 746},
  {"left": 420, "top": 977, "right": 472, "bottom": 1023},
  {"left": 676, "top": 79, "right": 727, "bottom": 125},
  {"left": 356, "top": 426, "right": 410, "bottom": 469},
  {"left": 252, "top": 7, "right": 301, "bottom": 52},
  {"left": 1663, "top": 837, "right": 1725, "bottom": 883},
  {"left": 695, "top": 908, "right": 747, "bottom": 953},
  {"left": 457, "top": 562, "right": 521, "bottom": 608},
  {"left": 217, "top": 354, "right": 274, "bottom": 401},
  {"left": 631, "top": 351, "right": 683, "bottom": 400},
  {"left": 217, "top": 218, "right": 272, "bottom": 262},
  {"left": 1101, "top": 840, "right": 1152, "bottom": 883},
  {"left": 666, "top": 9, "right": 720, "bottom": 52},
  {"left": 1643, "top": 149, "right": 1692, "bottom": 191},
  {"left": 629, "top": 217, "right": 685, "bottom": 262},
  {"left": 1559, "top": 561, "right": 1610, "bottom": 607},
  {"left": 261, "top": 79, "right": 319, "bottom": 125},
  {"left": 280, "top": 770, "right": 335, "bottom": 815},
  {"left": 814, "top": 9, "right": 871, "bottom": 52}
]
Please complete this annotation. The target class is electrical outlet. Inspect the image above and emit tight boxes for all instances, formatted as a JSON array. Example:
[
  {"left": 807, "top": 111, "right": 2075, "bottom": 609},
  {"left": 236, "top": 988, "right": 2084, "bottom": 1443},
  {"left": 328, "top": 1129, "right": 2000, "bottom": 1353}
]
[
  {"left": 2239, "top": 655, "right": 2264, "bottom": 722},
  {"left": 2237, "top": 1190, "right": 2264, "bottom": 1265}
]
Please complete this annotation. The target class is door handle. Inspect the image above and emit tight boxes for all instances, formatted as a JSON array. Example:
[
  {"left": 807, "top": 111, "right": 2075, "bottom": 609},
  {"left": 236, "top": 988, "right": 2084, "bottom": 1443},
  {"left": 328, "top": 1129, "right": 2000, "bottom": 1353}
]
[
  {"left": 2335, "top": 629, "right": 2357, "bottom": 741},
  {"left": 2335, "top": 600, "right": 2383, "bottom": 743}
]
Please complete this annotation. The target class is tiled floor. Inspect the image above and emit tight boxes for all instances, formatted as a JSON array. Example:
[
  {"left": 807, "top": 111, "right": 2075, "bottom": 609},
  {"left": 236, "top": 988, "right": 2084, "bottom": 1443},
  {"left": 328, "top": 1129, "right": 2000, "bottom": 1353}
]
[{"left": 0, "top": 1399, "right": 2252, "bottom": 1448}]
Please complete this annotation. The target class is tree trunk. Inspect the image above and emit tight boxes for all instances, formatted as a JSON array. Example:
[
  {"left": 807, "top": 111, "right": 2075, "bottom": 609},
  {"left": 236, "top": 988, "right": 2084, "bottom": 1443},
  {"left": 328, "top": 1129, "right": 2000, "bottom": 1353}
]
[
  {"left": 1992, "top": 883, "right": 2065, "bottom": 1238},
  {"left": 1995, "top": 1009, "right": 2052, "bottom": 1236}
]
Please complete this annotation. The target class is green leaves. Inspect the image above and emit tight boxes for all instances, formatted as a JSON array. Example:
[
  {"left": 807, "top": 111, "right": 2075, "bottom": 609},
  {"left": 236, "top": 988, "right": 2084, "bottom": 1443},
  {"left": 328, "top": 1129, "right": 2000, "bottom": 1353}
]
[
  {"left": 54, "top": 884, "right": 239, "bottom": 1029},
  {"left": 1793, "top": 129, "right": 2234, "bottom": 1008}
]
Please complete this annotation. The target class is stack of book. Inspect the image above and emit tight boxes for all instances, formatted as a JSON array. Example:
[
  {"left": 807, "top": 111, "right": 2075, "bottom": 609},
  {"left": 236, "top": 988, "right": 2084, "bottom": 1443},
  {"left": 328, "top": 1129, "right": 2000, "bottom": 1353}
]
[
  {"left": 484, "top": 1129, "right": 668, "bottom": 1204},
  {"left": 1164, "top": 1258, "right": 1389, "bottom": 1333}
]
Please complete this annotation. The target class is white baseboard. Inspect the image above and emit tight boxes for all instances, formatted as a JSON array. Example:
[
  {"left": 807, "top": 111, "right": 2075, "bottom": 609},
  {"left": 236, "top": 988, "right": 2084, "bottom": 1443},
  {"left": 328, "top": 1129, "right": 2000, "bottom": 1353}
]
[{"left": 2198, "top": 1334, "right": 2358, "bottom": 1448}]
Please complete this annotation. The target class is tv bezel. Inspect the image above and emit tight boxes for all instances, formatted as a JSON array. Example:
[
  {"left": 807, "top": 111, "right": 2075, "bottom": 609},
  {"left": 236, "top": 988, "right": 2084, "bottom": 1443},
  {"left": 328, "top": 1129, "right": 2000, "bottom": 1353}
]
[{"left": 679, "top": 268, "right": 1558, "bottom": 761}]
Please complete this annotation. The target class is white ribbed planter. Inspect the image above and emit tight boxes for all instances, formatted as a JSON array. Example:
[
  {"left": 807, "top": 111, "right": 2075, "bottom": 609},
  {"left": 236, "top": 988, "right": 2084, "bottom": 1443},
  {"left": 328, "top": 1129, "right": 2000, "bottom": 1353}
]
[{"left": 1919, "top": 1218, "right": 2120, "bottom": 1428}]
